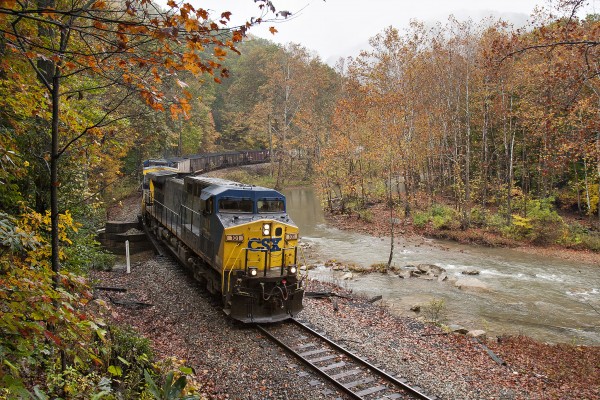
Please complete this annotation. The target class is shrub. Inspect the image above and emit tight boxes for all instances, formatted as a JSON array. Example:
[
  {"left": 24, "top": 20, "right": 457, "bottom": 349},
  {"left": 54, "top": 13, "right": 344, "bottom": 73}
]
[
  {"left": 469, "top": 206, "right": 488, "bottom": 227},
  {"left": 580, "top": 232, "right": 600, "bottom": 252},
  {"left": 412, "top": 204, "right": 459, "bottom": 230},
  {"left": 562, "top": 223, "right": 600, "bottom": 252},
  {"left": 109, "top": 325, "right": 154, "bottom": 397},
  {"left": 412, "top": 212, "right": 429, "bottom": 228},
  {"left": 507, "top": 198, "right": 566, "bottom": 244},
  {"left": 422, "top": 298, "right": 446, "bottom": 325},
  {"left": 429, "top": 204, "right": 459, "bottom": 230},
  {"left": 142, "top": 358, "right": 202, "bottom": 400},
  {"left": 357, "top": 209, "right": 373, "bottom": 222}
]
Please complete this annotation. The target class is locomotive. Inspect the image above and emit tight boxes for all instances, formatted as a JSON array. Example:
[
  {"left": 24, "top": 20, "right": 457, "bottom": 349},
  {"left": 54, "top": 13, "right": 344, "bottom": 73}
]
[{"left": 142, "top": 158, "right": 304, "bottom": 323}]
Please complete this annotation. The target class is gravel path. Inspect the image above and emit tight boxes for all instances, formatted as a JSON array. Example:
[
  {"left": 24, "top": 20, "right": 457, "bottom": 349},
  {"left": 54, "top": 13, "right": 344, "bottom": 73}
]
[{"left": 91, "top": 252, "right": 600, "bottom": 400}]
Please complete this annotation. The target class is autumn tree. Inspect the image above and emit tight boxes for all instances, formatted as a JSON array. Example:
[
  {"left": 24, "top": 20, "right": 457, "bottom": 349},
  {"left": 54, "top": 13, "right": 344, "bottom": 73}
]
[{"left": 0, "top": 0, "right": 290, "bottom": 276}]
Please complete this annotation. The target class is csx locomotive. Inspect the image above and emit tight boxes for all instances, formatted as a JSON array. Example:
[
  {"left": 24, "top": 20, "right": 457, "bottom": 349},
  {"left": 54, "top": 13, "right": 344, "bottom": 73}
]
[{"left": 142, "top": 163, "right": 304, "bottom": 323}]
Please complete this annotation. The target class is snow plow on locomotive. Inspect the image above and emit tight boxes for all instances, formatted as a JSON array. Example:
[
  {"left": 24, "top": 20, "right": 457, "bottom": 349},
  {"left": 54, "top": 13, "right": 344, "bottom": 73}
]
[{"left": 142, "top": 170, "right": 304, "bottom": 323}]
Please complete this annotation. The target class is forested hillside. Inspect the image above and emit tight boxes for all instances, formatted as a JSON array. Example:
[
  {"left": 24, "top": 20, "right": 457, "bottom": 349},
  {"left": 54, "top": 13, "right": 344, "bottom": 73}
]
[
  {"left": 0, "top": 0, "right": 599, "bottom": 396},
  {"left": 317, "top": 12, "right": 600, "bottom": 250}
]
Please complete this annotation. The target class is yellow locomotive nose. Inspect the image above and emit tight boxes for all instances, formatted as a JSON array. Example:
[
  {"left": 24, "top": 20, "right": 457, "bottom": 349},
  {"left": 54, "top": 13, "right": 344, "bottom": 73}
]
[{"left": 222, "top": 220, "right": 299, "bottom": 278}]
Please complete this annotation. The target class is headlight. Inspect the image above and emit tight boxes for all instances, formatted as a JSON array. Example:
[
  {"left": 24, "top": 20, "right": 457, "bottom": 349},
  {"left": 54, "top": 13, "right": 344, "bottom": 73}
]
[
  {"left": 262, "top": 223, "right": 271, "bottom": 236},
  {"left": 226, "top": 234, "right": 244, "bottom": 242},
  {"left": 249, "top": 267, "right": 258, "bottom": 277},
  {"left": 287, "top": 265, "right": 297, "bottom": 275},
  {"left": 285, "top": 233, "right": 298, "bottom": 240}
]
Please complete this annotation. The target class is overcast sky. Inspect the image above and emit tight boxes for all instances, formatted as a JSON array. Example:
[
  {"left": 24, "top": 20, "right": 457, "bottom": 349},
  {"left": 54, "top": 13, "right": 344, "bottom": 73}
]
[{"left": 193, "top": 1, "right": 598, "bottom": 64}]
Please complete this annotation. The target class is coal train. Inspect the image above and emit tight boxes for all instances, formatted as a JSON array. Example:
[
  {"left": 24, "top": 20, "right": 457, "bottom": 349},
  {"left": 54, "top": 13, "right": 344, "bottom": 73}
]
[
  {"left": 142, "top": 149, "right": 270, "bottom": 175},
  {"left": 141, "top": 150, "right": 304, "bottom": 323}
]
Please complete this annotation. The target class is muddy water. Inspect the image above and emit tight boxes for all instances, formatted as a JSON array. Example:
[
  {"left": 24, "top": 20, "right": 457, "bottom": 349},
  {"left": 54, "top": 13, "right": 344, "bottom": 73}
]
[{"left": 284, "top": 188, "right": 600, "bottom": 345}]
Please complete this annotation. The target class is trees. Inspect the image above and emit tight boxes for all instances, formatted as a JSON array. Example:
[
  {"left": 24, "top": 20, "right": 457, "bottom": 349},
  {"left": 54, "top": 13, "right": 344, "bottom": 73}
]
[
  {"left": 317, "top": 3, "right": 600, "bottom": 244},
  {"left": 0, "top": 0, "right": 289, "bottom": 276}
]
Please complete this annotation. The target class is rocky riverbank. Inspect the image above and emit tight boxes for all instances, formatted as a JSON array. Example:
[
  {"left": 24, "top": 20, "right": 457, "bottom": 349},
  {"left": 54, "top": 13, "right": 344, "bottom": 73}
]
[{"left": 91, "top": 252, "right": 599, "bottom": 399}]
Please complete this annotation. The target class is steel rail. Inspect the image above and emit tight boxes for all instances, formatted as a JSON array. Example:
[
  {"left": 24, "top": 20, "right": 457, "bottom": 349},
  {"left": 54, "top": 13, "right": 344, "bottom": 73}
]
[{"left": 256, "top": 319, "right": 436, "bottom": 400}]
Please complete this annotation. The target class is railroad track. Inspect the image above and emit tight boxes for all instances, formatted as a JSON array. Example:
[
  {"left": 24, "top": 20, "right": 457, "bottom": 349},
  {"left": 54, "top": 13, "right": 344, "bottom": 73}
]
[{"left": 256, "top": 318, "right": 437, "bottom": 400}]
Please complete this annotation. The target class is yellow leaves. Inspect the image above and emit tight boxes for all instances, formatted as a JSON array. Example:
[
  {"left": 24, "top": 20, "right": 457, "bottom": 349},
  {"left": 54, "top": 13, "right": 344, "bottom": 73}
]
[
  {"left": 214, "top": 47, "right": 227, "bottom": 58},
  {"left": 0, "top": 0, "right": 16, "bottom": 8},
  {"left": 269, "top": 26, "right": 278, "bottom": 35},
  {"left": 170, "top": 98, "right": 191, "bottom": 120},
  {"left": 184, "top": 18, "right": 199, "bottom": 33},
  {"left": 182, "top": 52, "right": 201, "bottom": 74}
]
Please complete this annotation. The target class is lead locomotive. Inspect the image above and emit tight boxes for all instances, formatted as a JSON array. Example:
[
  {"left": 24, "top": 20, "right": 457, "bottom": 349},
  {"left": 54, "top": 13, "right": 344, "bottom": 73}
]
[{"left": 142, "top": 170, "right": 304, "bottom": 323}]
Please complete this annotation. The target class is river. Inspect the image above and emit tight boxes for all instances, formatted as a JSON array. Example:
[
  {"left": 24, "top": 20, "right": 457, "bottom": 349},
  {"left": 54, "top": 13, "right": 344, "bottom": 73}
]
[{"left": 284, "top": 187, "right": 600, "bottom": 346}]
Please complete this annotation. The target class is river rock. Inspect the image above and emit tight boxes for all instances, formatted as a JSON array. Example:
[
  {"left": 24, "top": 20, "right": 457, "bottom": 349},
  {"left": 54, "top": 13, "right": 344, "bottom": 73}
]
[
  {"left": 462, "top": 269, "right": 481, "bottom": 275},
  {"left": 341, "top": 272, "right": 354, "bottom": 280},
  {"left": 454, "top": 277, "right": 489, "bottom": 291},
  {"left": 467, "top": 330, "right": 486, "bottom": 339},
  {"left": 410, "top": 304, "right": 421, "bottom": 312},
  {"left": 331, "top": 263, "right": 345, "bottom": 271},
  {"left": 437, "top": 272, "right": 448, "bottom": 282},
  {"left": 447, "top": 324, "right": 469, "bottom": 334},
  {"left": 417, "top": 263, "right": 445, "bottom": 276},
  {"left": 398, "top": 270, "right": 412, "bottom": 279}
]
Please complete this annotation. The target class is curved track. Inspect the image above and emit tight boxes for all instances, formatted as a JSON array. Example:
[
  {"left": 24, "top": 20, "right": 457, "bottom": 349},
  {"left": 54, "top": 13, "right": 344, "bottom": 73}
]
[{"left": 256, "top": 319, "right": 437, "bottom": 400}]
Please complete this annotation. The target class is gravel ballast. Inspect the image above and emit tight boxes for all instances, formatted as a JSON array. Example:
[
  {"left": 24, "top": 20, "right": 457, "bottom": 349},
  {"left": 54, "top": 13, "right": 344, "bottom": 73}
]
[{"left": 91, "top": 251, "right": 599, "bottom": 400}]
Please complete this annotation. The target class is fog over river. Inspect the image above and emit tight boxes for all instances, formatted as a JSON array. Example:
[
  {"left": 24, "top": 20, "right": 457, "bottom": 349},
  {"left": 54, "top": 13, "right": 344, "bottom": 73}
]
[{"left": 283, "top": 188, "right": 600, "bottom": 345}]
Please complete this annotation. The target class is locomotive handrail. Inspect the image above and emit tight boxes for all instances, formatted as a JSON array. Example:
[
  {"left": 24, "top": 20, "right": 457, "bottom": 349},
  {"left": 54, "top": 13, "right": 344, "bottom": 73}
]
[
  {"left": 223, "top": 244, "right": 245, "bottom": 294},
  {"left": 180, "top": 204, "right": 201, "bottom": 216},
  {"left": 150, "top": 199, "right": 181, "bottom": 236}
]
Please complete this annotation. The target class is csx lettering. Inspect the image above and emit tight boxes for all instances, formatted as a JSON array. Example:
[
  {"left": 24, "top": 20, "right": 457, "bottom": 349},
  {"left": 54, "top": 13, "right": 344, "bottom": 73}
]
[{"left": 248, "top": 237, "right": 282, "bottom": 252}]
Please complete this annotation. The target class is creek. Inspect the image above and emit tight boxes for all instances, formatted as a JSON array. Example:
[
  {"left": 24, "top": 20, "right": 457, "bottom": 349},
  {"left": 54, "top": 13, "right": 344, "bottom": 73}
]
[{"left": 283, "top": 187, "right": 600, "bottom": 346}]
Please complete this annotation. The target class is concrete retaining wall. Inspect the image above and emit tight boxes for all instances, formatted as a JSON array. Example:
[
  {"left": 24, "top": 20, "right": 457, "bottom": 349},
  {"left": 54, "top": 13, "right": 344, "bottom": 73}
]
[{"left": 98, "top": 220, "right": 154, "bottom": 254}]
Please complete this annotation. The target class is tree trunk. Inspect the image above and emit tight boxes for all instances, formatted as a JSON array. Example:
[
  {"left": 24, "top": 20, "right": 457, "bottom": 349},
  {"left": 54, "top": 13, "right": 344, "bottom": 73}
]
[{"left": 50, "top": 72, "right": 60, "bottom": 282}]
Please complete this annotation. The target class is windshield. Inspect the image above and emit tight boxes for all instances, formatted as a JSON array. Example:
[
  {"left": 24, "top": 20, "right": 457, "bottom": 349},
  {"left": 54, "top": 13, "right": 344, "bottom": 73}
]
[
  {"left": 218, "top": 198, "right": 253, "bottom": 213},
  {"left": 257, "top": 199, "right": 285, "bottom": 213}
]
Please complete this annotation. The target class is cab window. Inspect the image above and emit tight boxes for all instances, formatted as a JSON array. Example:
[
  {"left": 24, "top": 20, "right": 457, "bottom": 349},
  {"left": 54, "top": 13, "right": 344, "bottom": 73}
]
[
  {"left": 201, "top": 197, "right": 213, "bottom": 215},
  {"left": 218, "top": 198, "right": 253, "bottom": 213},
  {"left": 257, "top": 199, "right": 285, "bottom": 213}
]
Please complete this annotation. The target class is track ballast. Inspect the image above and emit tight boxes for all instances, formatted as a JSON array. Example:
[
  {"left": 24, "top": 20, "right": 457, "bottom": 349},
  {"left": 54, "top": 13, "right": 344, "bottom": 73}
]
[{"left": 256, "top": 318, "right": 437, "bottom": 400}]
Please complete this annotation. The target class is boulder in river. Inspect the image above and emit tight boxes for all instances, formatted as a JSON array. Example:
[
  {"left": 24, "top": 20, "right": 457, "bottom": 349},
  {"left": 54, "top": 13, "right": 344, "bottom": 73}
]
[
  {"left": 454, "top": 277, "right": 490, "bottom": 292},
  {"left": 467, "top": 330, "right": 487, "bottom": 339},
  {"left": 462, "top": 269, "right": 481, "bottom": 275},
  {"left": 398, "top": 271, "right": 412, "bottom": 279},
  {"left": 341, "top": 272, "right": 354, "bottom": 280},
  {"left": 417, "top": 263, "right": 446, "bottom": 276}
]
